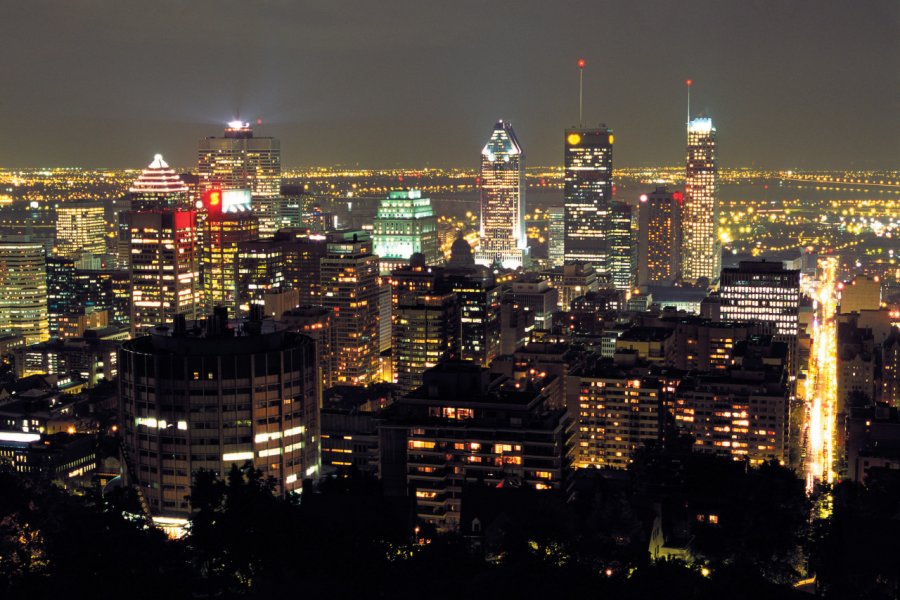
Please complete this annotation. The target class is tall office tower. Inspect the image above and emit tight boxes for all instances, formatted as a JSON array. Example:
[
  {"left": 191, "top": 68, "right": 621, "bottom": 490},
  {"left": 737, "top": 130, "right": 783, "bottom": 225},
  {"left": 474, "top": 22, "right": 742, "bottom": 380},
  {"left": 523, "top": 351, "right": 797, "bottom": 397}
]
[
  {"left": 46, "top": 257, "right": 76, "bottom": 338},
  {"left": 129, "top": 210, "right": 200, "bottom": 335},
  {"left": 55, "top": 201, "right": 106, "bottom": 260},
  {"left": 444, "top": 240, "right": 501, "bottom": 366},
  {"left": 201, "top": 191, "right": 259, "bottom": 316},
  {"left": 547, "top": 207, "right": 565, "bottom": 266},
  {"left": 198, "top": 121, "right": 281, "bottom": 238},
  {"left": 636, "top": 187, "right": 682, "bottom": 288},
  {"left": 563, "top": 126, "right": 614, "bottom": 267},
  {"left": 476, "top": 121, "right": 527, "bottom": 268},
  {"left": 277, "top": 231, "right": 329, "bottom": 306},
  {"left": 129, "top": 154, "right": 190, "bottom": 210},
  {"left": 681, "top": 117, "right": 719, "bottom": 283},
  {"left": 393, "top": 291, "right": 459, "bottom": 392},
  {"left": 607, "top": 201, "right": 633, "bottom": 290},
  {"left": 509, "top": 278, "right": 559, "bottom": 331},
  {"left": 119, "top": 310, "right": 319, "bottom": 521},
  {"left": 320, "top": 232, "right": 381, "bottom": 386},
  {"left": 0, "top": 238, "right": 49, "bottom": 345},
  {"left": 236, "top": 239, "right": 285, "bottom": 316},
  {"left": 718, "top": 260, "right": 800, "bottom": 338},
  {"left": 372, "top": 189, "right": 441, "bottom": 275}
]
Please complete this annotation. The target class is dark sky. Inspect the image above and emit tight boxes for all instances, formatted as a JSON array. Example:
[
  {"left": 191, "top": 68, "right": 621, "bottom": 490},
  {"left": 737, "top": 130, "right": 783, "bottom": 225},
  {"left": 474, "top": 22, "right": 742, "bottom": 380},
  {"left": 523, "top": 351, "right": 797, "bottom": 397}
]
[{"left": 1, "top": 1, "right": 897, "bottom": 169}]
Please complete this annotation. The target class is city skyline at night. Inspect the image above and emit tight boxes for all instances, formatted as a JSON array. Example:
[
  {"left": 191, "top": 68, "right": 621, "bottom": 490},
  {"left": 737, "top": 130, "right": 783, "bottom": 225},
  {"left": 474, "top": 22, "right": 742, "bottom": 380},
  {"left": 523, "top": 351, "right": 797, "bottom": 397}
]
[{"left": 0, "top": 3, "right": 898, "bottom": 599}]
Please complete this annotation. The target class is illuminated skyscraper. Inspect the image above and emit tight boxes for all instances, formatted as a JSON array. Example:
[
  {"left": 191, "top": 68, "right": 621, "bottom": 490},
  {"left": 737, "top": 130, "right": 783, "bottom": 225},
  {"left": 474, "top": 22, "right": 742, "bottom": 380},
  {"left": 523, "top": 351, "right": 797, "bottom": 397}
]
[
  {"left": 547, "top": 207, "right": 565, "bottom": 267},
  {"left": 607, "top": 201, "right": 633, "bottom": 290},
  {"left": 372, "top": 189, "right": 440, "bottom": 274},
  {"left": 56, "top": 201, "right": 106, "bottom": 260},
  {"left": 718, "top": 260, "right": 800, "bottom": 338},
  {"left": 198, "top": 121, "right": 281, "bottom": 237},
  {"left": 682, "top": 118, "right": 719, "bottom": 283},
  {"left": 46, "top": 257, "right": 76, "bottom": 339},
  {"left": 476, "top": 121, "right": 527, "bottom": 269},
  {"left": 0, "top": 238, "right": 49, "bottom": 345},
  {"left": 201, "top": 190, "right": 259, "bottom": 315},
  {"left": 563, "top": 126, "right": 614, "bottom": 267},
  {"left": 320, "top": 231, "right": 381, "bottom": 386},
  {"left": 393, "top": 291, "right": 459, "bottom": 392},
  {"left": 636, "top": 187, "right": 682, "bottom": 288},
  {"left": 129, "top": 209, "right": 200, "bottom": 334},
  {"left": 236, "top": 239, "right": 285, "bottom": 316},
  {"left": 129, "top": 154, "right": 190, "bottom": 210}
]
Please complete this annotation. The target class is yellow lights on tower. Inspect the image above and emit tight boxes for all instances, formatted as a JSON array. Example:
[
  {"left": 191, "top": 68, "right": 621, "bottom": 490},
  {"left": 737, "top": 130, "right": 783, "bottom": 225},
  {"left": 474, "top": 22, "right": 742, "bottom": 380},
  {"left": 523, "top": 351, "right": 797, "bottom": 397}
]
[{"left": 567, "top": 133, "right": 582, "bottom": 146}]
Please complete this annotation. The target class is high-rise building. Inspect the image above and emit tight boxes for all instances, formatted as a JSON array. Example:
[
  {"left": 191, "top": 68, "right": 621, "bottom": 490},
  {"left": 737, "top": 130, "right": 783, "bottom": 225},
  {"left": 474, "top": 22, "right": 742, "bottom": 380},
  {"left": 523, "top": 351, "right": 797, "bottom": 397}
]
[
  {"left": 563, "top": 126, "right": 614, "bottom": 267},
  {"left": 198, "top": 121, "right": 281, "bottom": 237},
  {"left": 46, "top": 257, "right": 76, "bottom": 339},
  {"left": 277, "top": 230, "right": 330, "bottom": 306},
  {"left": 372, "top": 189, "right": 441, "bottom": 275},
  {"left": 476, "top": 121, "right": 527, "bottom": 268},
  {"left": 201, "top": 191, "right": 259, "bottom": 316},
  {"left": 236, "top": 239, "right": 285, "bottom": 316},
  {"left": 718, "top": 261, "right": 800, "bottom": 338},
  {"left": 547, "top": 206, "right": 565, "bottom": 267},
  {"left": 0, "top": 238, "right": 49, "bottom": 345},
  {"left": 637, "top": 187, "right": 682, "bottom": 288},
  {"left": 129, "top": 210, "right": 201, "bottom": 334},
  {"left": 607, "top": 200, "right": 633, "bottom": 290},
  {"left": 320, "top": 231, "right": 381, "bottom": 386},
  {"left": 393, "top": 291, "right": 459, "bottom": 392},
  {"left": 119, "top": 311, "right": 319, "bottom": 521},
  {"left": 681, "top": 118, "right": 719, "bottom": 283},
  {"left": 128, "top": 154, "right": 190, "bottom": 210},
  {"left": 55, "top": 202, "right": 106, "bottom": 260},
  {"left": 280, "top": 305, "right": 335, "bottom": 390}
]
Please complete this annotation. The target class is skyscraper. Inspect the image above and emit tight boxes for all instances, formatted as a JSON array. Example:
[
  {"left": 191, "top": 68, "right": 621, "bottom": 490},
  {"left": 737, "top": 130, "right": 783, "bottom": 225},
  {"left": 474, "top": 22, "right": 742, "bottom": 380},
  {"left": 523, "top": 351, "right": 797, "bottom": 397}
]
[
  {"left": 128, "top": 154, "right": 190, "bottom": 210},
  {"left": 0, "top": 238, "right": 49, "bottom": 345},
  {"left": 476, "top": 121, "right": 527, "bottom": 269},
  {"left": 372, "top": 189, "right": 441, "bottom": 275},
  {"left": 607, "top": 200, "right": 633, "bottom": 290},
  {"left": 129, "top": 209, "right": 200, "bottom": 334},
  {"left": 636, "top": 187, "right": 682, "bottom": 288},
  {"left": 547, "top": 206, "right": 565, "bottom": 267},
  {"left": 563, "top": 126, "right": 614, "bottom": 267},
  {"left": 55, "top": 201, "right": 106, "bottom": 260},
  {"left": 393, "top": 291, "right": 459, "bottom": 392},
  {"left": 46, "top": 256, "right": 76, "bottom": 339},
  {"left": 201, "top": 191, "right": 259, "bottom": 315},
  {"left": 320, "top": 231, "right": 381, "bottom": 386},
  {"left": 682, "top": 117, "right": 719, "bottom": 283},
  {"left": 198, "top": 121, "right": 281, "bottom": 237}
]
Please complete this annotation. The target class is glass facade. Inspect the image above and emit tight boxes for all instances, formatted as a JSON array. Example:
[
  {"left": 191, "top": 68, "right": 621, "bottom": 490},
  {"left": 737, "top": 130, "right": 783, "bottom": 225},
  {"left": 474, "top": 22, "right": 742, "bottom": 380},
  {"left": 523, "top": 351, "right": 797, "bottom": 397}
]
[{"left": 477, "top": 121, "right": 526, "bottom": 268}]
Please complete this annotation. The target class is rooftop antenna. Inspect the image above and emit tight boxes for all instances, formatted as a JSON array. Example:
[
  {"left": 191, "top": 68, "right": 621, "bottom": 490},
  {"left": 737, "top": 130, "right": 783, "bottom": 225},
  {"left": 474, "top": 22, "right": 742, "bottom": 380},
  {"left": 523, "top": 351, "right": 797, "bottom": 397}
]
[
  {"left": 685, "top": 79, "right": 693, "bottom": 128},
  {"left": 577, "top": 59, "right": 586, "bottom": 126}
]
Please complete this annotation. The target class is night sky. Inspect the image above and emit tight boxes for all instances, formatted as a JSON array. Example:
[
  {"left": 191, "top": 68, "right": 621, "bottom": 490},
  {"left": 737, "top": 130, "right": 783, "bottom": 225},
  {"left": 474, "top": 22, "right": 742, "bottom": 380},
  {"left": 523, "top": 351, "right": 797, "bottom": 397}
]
[{"left": 1, "top": 1, "right": 897, "bottom": 169}]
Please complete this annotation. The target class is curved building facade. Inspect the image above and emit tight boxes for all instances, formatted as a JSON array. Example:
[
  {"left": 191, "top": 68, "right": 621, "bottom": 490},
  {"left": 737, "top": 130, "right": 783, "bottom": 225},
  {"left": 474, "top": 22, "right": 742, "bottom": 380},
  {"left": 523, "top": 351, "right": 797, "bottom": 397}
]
[{"left": 118, "top": 312, "right": 319, "bottom": 518}]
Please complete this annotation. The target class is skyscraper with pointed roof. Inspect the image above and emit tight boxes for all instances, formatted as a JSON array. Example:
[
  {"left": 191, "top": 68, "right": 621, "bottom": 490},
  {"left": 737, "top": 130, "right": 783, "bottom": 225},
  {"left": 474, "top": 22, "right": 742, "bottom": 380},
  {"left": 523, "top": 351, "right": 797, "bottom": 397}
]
[
  {"left": 476, "top": 121, "right": 527, "bottom": 269},
  {"left": 129, "top": 154, "right": 190, "bottom": 210}
]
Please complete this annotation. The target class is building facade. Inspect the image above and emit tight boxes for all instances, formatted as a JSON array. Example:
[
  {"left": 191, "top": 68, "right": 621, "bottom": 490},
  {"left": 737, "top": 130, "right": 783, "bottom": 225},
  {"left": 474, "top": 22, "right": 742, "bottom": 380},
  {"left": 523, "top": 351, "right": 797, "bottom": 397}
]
[
  {"left": 118, "top": 312, "right": 319, "bottom": 520},
  {"left": 129, "top": 210, "right": 201, "bottom": 334},
  {"left": 372, "top": 189, "right": 441, "bottom": 275},
  {"left": 681, "top": 118, "right": 719, "bottom": 283},
  {"left": 637, "top": 187, "right": 682, "bottom": 288},
  {"left": 477, "top": 121, "right": 527, "bottom": 268},
  {"left": 56, "top": 202, "right": 106, "bottom": 260},
  {"left": 0, "top": 238, "right": 49, "bottom": 345},
  {"left": 563, "top": 126, "right": 614, "bottom": 268}
]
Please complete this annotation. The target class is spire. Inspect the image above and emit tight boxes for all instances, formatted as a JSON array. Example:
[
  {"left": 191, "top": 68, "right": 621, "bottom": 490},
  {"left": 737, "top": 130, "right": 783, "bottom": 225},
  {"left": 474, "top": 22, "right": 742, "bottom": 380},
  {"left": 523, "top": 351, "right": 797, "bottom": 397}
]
[{"left": 129, "top": 154, "right": 189, "bottom": 195}]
